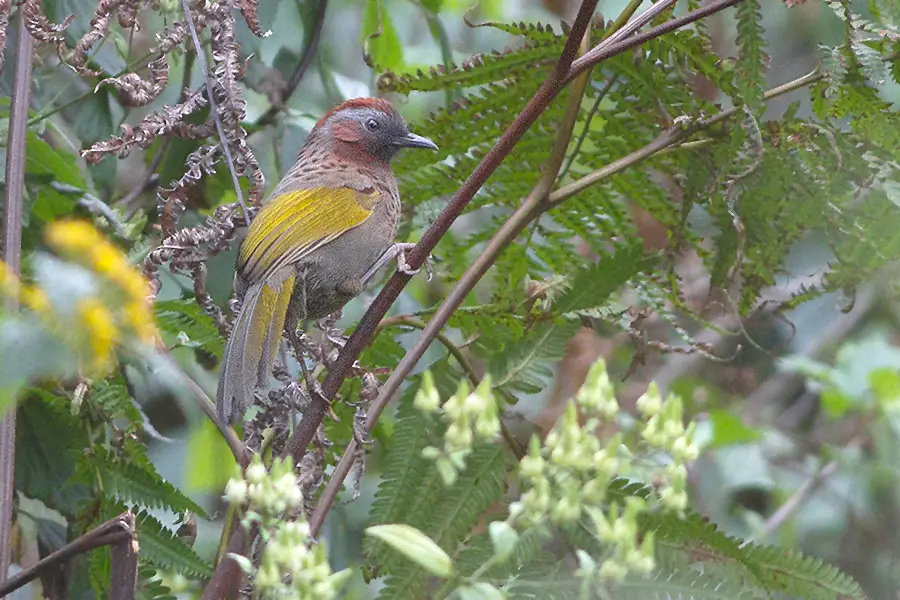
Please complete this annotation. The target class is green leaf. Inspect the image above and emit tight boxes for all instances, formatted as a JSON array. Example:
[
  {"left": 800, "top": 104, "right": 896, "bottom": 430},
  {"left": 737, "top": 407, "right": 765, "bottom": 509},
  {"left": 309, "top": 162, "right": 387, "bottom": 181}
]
[
  {"left": 155, "top": 298, "right": 225, "bottom": 359},
  {"left": 133, "top": 509, "right": 213, "bottom": 577},
  {"left": 91, "top": 449, "right": 208, "bottom": 517},
  {"left": 15, "top": 389, "right": 92, "bottom": 517},
  {"left": 489, "top": 321, "right": 578, "bottom": 394},
  {"left": 556, "top": 247, "right": 652, "bottom": 317},
  {"left": 186, "top": 416, "right": 237, "bottom": 492},
  {"left": 707, "top": 410, "right": 761, "bottom": 447},
  {"left": 363, "top": 0, "right": 404, "bottom": 71},
  {"left": 25, "top": 131, "right": 87, "bottom": 189},
  {"left": 366, "top": 524, "right": 454, "bottom": 578},
  {"left": 456, "top": 582, "right": 505, "bottom": 600}
]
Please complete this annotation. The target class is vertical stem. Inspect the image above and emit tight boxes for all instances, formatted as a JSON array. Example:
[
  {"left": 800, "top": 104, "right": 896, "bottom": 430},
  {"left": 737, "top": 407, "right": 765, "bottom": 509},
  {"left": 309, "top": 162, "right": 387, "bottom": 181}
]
[{"left": 0, "top": 10, "right": 34, "bottom": 582}]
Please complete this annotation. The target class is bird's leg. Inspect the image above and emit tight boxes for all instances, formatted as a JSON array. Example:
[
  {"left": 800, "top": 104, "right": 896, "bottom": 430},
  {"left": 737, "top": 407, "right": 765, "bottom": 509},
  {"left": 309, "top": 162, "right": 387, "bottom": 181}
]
[
  {"left": 291, "top": 266, "right": 337, "bottom": 421},
  {"left": 287, "top": 327, "right": 338, "bottom": 421},
  {"left": 361, "top": 243, "right": 433, "bottom": 285}
]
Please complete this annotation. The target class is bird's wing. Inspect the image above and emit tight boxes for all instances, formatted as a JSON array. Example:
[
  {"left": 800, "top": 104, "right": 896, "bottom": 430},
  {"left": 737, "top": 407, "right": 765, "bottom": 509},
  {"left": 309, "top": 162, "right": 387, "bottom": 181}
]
[{"left": 238, "top": 186, "right": 379, "bottom": 284}]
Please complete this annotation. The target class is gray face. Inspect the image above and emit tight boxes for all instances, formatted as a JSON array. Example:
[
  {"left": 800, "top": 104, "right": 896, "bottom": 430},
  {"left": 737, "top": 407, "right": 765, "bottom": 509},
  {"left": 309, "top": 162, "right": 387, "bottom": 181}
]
[{"left": 334, "top": 107, "right": 438, "bottom": 161}]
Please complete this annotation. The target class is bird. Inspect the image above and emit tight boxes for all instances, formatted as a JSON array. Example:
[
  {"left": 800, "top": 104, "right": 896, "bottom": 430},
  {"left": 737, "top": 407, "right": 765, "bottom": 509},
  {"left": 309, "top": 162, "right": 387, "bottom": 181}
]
[{"left": 216, "top": 97, "right": 438, "bottom": 424}]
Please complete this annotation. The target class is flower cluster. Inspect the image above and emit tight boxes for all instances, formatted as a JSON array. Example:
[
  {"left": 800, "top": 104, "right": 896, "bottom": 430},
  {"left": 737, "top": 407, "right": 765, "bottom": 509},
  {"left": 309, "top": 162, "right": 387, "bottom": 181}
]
[
  {"left": 636, "top": 382, "right": 699, "bottom": 512},
  {"left": 0, "top": 220, "right": 157, "bottom": 376},
  {"left": 509, "top": 360, "right": 623, "bottom": 527},
  {"left": 494, "top": 360, "right": 700, "bottom": 588},
  {"left": 415, "top": 372, "right": 501, "bottom": 485},
  {"left": 46, "top": 220, "right": 156, "bottom": 345},
  {"left": 223, "top": 457, "right": 348, "bottom": 599}
]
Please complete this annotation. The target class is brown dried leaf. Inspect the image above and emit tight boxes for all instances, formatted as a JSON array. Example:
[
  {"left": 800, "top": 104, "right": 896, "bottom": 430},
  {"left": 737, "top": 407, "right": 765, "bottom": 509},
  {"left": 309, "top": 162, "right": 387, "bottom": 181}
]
[
  {"left": 22, "top": 0, "right": 73, "bottom": 46},
  {"left": 238, "top": 0, "right": 267, "bottom": 37},
  {"left": 97, "top": 56, "right": 169, "bottom": 106},
  {"left": 70, "top": 0, "right": 126, "bottom": 76},
  {"left": 0, "top": 0, "right": 11, "bottom": 73}
]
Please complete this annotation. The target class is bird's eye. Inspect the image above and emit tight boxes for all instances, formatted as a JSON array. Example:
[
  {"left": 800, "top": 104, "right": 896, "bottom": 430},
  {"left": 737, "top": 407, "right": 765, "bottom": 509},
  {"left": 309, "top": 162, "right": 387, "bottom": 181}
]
[{"left": 365, "top": 118, "right": 380, "bottom": 131}]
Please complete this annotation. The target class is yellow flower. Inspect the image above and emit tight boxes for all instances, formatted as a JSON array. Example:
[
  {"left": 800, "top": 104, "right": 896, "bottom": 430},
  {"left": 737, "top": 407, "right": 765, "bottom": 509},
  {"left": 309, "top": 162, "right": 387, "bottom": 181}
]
[
  {"left": 20, "top": 286, "right": 51, "bottom": 317},
  {"left": 77, "top": 297, "right": 119, "bottom": 374},
  {"left": 45, "top": 220, "right": 98, "bottom": 255},
  {"left": 0, "top": 261, "right": 21, "bottom": 299},
  {"left": 123, "top": 301, "right": 157, "bottom": 344}
]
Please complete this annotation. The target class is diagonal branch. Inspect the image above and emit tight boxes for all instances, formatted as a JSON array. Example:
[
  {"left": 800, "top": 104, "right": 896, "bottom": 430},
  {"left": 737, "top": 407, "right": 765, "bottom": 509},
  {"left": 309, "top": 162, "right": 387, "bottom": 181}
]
[
  {"left": 0, "top": 9, "right": 34, "bottom": 584},
  {"left": 0, "top": 513, "right": 135, "bottom": 597}
]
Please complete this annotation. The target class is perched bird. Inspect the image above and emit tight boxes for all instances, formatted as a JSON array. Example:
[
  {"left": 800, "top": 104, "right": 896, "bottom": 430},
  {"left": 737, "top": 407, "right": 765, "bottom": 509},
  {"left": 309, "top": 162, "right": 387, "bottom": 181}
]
[{"left": 216, "top": 98, "right": 438, "bottom": 424}]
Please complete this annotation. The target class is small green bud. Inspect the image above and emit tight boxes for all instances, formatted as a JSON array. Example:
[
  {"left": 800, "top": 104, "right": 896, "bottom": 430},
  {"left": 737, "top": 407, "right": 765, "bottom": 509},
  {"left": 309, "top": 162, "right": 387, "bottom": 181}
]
[
  {"left": 636, "top": 382, "right": 662, "bottom": 416},
  {"left": 414, "top": 371, "right": 441, "bottom": 413}
]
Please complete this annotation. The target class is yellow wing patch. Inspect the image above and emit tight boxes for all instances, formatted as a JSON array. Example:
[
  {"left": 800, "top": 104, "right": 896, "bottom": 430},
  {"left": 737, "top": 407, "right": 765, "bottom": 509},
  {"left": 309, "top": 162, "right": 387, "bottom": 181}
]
[{"left": 239, "top": 187, "right": 376, "bottom": 283}]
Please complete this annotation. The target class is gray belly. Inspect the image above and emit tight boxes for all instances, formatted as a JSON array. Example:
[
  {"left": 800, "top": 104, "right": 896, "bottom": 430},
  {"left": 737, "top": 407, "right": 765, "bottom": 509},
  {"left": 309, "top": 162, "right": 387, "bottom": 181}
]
[{"left": 291, "top": 213, "right": 395, "bottom": 321}]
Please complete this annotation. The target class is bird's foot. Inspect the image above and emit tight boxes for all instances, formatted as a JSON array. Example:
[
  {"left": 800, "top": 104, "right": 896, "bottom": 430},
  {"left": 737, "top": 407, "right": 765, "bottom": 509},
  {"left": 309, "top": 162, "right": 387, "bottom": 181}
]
[{"left": 395, "top": 243, "right": 433, "bottom": 282}]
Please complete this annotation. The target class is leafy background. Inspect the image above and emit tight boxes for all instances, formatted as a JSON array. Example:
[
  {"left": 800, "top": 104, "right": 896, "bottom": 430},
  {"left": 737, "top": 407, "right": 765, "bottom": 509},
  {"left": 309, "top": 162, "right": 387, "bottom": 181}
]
[{"left": 2, "top": 0, "right": 900, "bottom": 597}]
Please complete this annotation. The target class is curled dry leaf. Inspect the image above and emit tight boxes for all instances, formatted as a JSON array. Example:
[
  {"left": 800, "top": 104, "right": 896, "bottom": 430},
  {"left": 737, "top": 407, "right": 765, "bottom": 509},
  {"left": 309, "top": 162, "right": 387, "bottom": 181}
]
[
  {"left": 238, "top": 0, "right": 267, "bottom": 38},
  {"left": 82, "top": 89, "right": 209, "bottom": 162},
  {"left": 21, "top": 0, "right": 74, "bottom": 48},
  {"left": 98, "top": 56, "right": 170, "bottom": 106},
  {"left": 70, "top": 0, "right": 126, "bottom": 76}
]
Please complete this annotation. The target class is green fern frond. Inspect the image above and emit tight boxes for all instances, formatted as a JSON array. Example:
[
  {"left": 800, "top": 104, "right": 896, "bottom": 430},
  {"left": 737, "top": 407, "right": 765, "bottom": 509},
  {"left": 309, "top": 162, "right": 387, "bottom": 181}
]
[
  {"left": 612, "top": 569, "right": 762, "bottom": 600},
  {"left": 89, "top": 377, "right": 143, "bottom": 423},
  {"left": 155, "top": 298, "right": 225, "bottom": 359},
  {"left": 489, "top": 320, "right": 578, "bottom": 394},
  {"left": 377, "top": 444, "right": 512, "bottom": 599},
  {"left": 379, "top": 20, "right": 564, "bottom": 95},
  {"left": 92, "top": 449, "right": 207, "bottom": 517},
  {"left": 557, "top": 246, "right": 653, "bottom": 318},
  {"left": 137, "top": 566, "right": 178, "bottom": 600},
  {"left": 134, "top": 510, "right": 212, "bottom": 577},
  {"left": 734, "top": 0, "right": 767, "bottom": 112},
  {"left": 365, "top": 360, "right": 464, "bottom": 572}
]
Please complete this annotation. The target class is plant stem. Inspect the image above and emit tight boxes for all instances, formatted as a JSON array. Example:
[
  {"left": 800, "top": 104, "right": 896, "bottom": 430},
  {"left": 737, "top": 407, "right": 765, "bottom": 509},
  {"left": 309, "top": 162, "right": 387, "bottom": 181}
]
[
  {"left": 181, "top": 0, "right": 250, "bottom": 225},
  {"left": 0, "top": 10, "right": 33, "bottom": 584}
]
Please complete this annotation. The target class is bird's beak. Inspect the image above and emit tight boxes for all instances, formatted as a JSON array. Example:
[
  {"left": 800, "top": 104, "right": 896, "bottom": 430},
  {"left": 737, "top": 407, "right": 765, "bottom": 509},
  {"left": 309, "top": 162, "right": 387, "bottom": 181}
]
[{"left": 395, "top": 132, "right": 439, "bottom": 151}]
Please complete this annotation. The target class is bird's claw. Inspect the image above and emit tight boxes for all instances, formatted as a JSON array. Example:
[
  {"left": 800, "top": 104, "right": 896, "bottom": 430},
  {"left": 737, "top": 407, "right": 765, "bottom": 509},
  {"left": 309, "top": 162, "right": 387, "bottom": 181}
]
[{"left": 397, "top": 248, "right": 434, "bottom": 282}]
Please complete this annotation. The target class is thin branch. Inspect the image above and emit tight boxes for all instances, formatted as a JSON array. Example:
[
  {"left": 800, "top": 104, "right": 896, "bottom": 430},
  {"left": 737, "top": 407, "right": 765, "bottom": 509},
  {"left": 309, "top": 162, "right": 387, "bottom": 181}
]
[
  {"left": 181, "top": 0, "right": 250, "bottom": 226},
  {"left": 557, "top": 73, "right": 619, "bottom": 181},
  {"left": 742, "top": 460, "right": 839, "bottom": 547},
  {"left": 375, "top": 315, "right": 524, "bottom": 457},
  {"left": 256, "top": 0, "right": 327, "bottom": 126},
  {"left": 0, "top": 9, "right": 34, "bottom": 584},
  {"left": 376, "top": 315, "right": 481, "bottom": 387},
  {"left": 0, "top": 513, "right": 135, "bottom": 597},
  {"left": 163, "top": 354, "right": 248, "bottom": 467},
  {"left": 567, "top": 0, "right": 747, "bottom": 83}
]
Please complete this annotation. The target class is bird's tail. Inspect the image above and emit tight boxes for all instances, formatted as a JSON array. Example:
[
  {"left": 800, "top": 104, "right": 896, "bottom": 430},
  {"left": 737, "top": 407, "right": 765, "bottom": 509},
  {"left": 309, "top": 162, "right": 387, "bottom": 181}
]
[{"left": 216, "top": 274, "right": 295, "bottom": 423}]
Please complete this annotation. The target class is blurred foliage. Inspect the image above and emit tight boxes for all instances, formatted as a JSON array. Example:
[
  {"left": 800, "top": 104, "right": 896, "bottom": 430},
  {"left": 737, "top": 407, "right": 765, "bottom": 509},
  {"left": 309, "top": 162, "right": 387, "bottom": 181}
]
[{"left": 1, "top": 0, "right": 899, "bottom": 598}]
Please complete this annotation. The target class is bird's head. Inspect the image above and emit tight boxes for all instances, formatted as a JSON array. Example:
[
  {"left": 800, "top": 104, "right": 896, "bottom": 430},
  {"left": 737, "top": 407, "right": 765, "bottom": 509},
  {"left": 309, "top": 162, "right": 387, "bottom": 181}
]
[{"left": 313, "top": 98, "right": 438, "bottom": 163}]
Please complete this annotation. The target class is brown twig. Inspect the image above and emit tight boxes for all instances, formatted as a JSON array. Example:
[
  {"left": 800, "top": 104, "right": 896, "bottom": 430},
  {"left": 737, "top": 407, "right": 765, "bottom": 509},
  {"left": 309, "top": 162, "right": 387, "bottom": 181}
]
[
  {"left": 181, "top": 0, "right": 250, "bottom": 226},
  {"left": 0, "top": 9, "right": 34, "bottom": 584},
  {"left": 256, "top": 0, "right": 328, "bottom": 125},
  {"left": 0, "top": 513, "right": 135, "bottom": 597},
  {"left": 162, "top": 354, "right": 248, "bottom": 467},
  {"left": 742, "top": 460, "right": 840, "bottom": 547}
]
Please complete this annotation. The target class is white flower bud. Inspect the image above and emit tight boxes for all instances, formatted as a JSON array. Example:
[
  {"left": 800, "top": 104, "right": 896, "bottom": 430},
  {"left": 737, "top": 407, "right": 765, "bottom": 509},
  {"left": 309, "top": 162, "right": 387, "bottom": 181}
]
[
  {"left": 636, "top": 382, "right": 662, "bottom": 416},
  {"left": 414, "top": 371, "right": 441, "bottom": 413},
  {"left": 246, "top": 462, "right": 267, "bottom": 485},
  {"left": 223, "top": 478, "right": 247, "bottom": 505}
]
